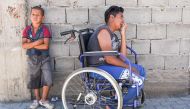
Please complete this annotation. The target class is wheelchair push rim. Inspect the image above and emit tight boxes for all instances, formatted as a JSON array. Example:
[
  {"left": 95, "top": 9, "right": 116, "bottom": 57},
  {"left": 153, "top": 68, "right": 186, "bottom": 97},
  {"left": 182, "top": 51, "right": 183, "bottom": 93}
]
[{"left": 62, "top": 67, "right": 123, "bottom": 109}]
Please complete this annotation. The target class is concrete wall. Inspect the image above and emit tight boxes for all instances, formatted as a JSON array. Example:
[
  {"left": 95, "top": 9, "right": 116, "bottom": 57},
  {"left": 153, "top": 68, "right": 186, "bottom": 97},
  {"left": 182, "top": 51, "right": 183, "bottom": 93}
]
[
  {"left": 0, "top": 0, "right": 190, "bottom": 101},
  {"left": 0, "top": 0, "right": 30, "bottom": 101}
]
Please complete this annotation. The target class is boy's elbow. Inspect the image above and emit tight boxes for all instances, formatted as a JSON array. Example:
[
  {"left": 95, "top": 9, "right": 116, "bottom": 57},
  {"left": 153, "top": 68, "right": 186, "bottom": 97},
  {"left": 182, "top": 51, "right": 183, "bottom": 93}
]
[{"left": 22, "top": 44, "right": 27, "bottom": 49}]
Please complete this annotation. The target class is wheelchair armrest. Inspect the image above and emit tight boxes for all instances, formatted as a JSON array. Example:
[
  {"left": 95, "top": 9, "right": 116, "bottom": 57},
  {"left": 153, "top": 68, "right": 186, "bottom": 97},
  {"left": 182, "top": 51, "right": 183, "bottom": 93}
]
[
  {"left": 126, "top": 46, "right": 138, "bottom": 64},
  {"left": 82, "top": 51, "right": 119, "bottom": 57}
]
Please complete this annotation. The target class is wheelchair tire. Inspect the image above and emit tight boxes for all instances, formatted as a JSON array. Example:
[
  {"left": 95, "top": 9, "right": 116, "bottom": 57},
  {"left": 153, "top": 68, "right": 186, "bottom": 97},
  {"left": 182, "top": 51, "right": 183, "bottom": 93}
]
[
  {"left": 62, "top": 67, "right": 123, "bottom": 109},
  {"left": 140, "top": 89, "right": 145, "bottom": 105}
]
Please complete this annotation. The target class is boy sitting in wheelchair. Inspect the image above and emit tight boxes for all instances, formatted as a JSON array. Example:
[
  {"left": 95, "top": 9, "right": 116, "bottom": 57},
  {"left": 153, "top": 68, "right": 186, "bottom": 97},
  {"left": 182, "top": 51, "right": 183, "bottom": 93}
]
[
  {"left": 61, "top": 5, "right": 146, "bottom": 109},
  {"left": 87, "top": 6, "right": 146, "bottom": 108}
]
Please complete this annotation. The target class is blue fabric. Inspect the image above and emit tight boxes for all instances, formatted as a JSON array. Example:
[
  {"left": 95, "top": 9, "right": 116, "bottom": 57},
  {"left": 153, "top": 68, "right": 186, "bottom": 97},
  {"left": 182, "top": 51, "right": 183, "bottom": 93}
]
[
  {"left": 90, "top": 62, "right": 146, "bottom": 107},
  {"left": 91, "top": 63, "right": 146, "bottom": 79}
]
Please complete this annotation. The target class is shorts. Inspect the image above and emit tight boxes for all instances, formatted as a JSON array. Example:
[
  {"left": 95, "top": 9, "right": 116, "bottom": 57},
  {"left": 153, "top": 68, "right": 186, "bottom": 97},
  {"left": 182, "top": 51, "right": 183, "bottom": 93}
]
[
  {"left": 91, "top": 62, "right": 146, "bottom": 87},
  {"left": 27, "top": 55, "right": 53, "bottom": 89}
]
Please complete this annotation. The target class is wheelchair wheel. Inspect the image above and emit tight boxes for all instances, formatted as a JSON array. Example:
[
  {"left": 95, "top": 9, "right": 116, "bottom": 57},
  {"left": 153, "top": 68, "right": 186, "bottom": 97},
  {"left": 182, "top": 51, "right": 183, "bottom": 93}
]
[
  {"left": 133, "top": 89, "right": 145, "bottom": 109},
  {"left": 62, "top": 67, "right": 123, "bottom": 109}
]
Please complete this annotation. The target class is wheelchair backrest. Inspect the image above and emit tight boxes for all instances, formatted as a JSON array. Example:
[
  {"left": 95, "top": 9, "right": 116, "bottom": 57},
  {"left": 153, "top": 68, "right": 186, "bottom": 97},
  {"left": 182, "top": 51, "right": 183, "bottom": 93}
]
[{"left": 78, "top": 28, "right": 94, "bottom": 67}]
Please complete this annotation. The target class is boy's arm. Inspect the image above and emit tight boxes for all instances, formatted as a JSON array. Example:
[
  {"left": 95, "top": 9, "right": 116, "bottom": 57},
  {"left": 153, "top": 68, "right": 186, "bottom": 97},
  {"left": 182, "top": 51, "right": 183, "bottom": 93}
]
[
  {"left": 22, "top": 38, "right": 44, "bottom": 49},
  {"left": 34, "top": 38, "right": 49, "bottom": 50},
  {"left": 120, "top": 23, "right": 128, "bottom": 57},
  {"left": 98, "top": 29, "right": 140, "bottom": 76}
]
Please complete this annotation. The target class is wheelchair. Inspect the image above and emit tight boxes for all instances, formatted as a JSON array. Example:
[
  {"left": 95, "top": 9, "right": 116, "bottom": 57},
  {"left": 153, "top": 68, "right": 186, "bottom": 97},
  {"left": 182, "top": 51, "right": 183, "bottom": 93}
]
[{"left": 60, "top": 28, "right": 146, "bottom": 109}]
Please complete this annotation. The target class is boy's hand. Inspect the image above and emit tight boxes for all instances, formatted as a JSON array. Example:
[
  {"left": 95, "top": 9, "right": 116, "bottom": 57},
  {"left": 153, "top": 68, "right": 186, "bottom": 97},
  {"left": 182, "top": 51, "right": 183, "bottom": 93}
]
[
  {"left": 120, "top": 23, "right": 128, "bottom": 36},
  {"left": 131, "top": 67, "right": 140, "bottom": 76}
]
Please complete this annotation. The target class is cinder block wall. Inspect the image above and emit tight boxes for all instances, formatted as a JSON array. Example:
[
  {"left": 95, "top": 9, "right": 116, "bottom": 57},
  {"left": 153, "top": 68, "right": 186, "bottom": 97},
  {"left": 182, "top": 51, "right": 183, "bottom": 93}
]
[{"left": 0, "top": 0, "right": 190, "bottom": 101}]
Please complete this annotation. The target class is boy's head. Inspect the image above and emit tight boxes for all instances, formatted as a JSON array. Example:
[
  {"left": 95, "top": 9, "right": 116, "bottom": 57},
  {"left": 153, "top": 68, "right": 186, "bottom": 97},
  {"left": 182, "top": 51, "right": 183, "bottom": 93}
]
[
  {"left": 30, "top": 5, "right": 45, "bottom": 25},
  {"left": 104, "top": 6, "right": 124, "bottom": 30}
]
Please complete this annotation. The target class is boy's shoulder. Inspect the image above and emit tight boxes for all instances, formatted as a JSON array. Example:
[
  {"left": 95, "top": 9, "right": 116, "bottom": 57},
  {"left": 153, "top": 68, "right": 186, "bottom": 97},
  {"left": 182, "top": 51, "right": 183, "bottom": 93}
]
[
  {"left": 41, "top": 24, "right": 50, "bottom": 31},
  {"left": 41, "top": 24, "right": 51, "bottom": 37}
]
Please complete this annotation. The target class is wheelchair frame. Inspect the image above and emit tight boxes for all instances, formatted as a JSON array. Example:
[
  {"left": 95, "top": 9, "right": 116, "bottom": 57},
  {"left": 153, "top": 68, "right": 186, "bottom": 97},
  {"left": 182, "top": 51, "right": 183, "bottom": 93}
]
[{"left": 60, "top": 28, "right": 145, "bottom": 109}]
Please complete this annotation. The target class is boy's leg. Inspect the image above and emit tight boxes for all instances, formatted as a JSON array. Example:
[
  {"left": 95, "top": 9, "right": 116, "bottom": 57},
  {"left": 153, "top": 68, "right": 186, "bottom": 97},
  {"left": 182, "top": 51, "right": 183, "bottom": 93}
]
[
  {"left": 29, "top": 89, "right": 41, "bottom": 109},
  {"left": 39, "top": 56, "right": 54, "bottom": 109},
  {"left": 41, "top": 86, "right": 50, "bottom": 101},
  {"left": 34, "top": 89, "right": 41, "bottom": 100},
  {"left": 40, "top": 56, "right": 52, "bottom": 101},
  {"left": 27, "top": 56, "right": 42, "bottom": 109}
]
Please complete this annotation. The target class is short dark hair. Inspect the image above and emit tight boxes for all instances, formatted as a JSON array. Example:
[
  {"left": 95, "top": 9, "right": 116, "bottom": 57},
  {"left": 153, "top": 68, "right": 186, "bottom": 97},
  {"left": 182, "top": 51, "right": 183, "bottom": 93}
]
[
  {"left": 104, "top": 6, "right": 124, "bottom": 24},
  {"left": 31, "top": 5, "right": 44, "bottom": 16}
]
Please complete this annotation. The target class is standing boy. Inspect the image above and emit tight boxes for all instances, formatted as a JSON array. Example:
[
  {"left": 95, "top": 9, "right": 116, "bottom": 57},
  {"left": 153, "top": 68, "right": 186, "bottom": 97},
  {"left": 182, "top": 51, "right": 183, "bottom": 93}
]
[{"left": 22, "top": 5, "right": 54, "bottom": 109}]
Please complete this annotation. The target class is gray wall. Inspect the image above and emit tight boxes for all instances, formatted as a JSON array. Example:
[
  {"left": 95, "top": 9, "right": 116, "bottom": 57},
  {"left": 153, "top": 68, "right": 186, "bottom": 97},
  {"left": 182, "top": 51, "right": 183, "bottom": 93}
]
[
  {"left": 0, "top": 0, "right": 30, "bottom": 101},
  {"left": 0, "top": 0, "right": 189, "bottom": 101}
]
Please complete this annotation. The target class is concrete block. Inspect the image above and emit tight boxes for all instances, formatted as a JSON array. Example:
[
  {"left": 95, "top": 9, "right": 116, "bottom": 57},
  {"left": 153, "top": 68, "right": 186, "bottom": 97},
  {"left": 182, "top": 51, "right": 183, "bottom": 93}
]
[
  {"left": 124, "top": 7, "right": 151, "bottom": 24},
  {"left": 0, "top": 79, "right": 8, "bottom": 101},
  {"left": 5, "top": 48, "right": 22, "bottom": 79},
  {"left": 132, "top": 40, "right": 150, "bottom": 54},
  {"left": 55, "top": 57, "right": 75, "bottom": 72},
  {"left": 127, "top": 24, "right": 136, "bottom": 39},
  {"left": 27, "top": 0, "right": 48, "bottom": 7},
  {"left": 126, "top": 55, "right": 135, "bottom": 63},
  {"left": 152, "top": 8, "right": 182, "bottom": 24},
  {"left": 66, "top": 8, "right": 88, "bottom": 24},
  {"left": 106, "top": 0, "right": 137, "bottom": 7},
  {"left": 74, "top": 58, "right": 82, "bottom": 70},
  {"left": 167, "top": 24, "right": 190, "bottom": 39},
  {"left": 183, "top": 7, "right": 190, "bottom": 24},
  {"left": 70, "top": 0, "right": 105, "bottom": 7},
  {"left": 151, "top": 39, "right": 180, "bottom": 55},
  {"left": 169, "top": 0, "right": 190, "bottom": 7},
  {"left": 48, "top": 0, "right": 70, "bottom": 7},
  {"left": 49, "top": 40, "right": 70, "bottom": 57},
  {"left": 50, "top": 24, "right": 73, "bottom": 39},
  {"left": 89, "top": 7, "right": 106, "bottom": 24},
  {"left": 180, "top": 38, "right": 190, "bottom": 54},
  {"left": 165, "top": 55, "right": 189, "bottom": 70},
  {"left": 137, "top": 24, "right": 166, "bottom": 39},
  {"left": 126, "top": 40, "right": 132, "bottom": 55},
  {"left": 49, "top": 73, "right": 67, "bottom": 97},
  {"left": 145, "top": 70, "right": 189, "bottom": 98},
  {"left": 69, "top": 41, "right": 80, "bottom": 56},
  {"left": 50, "top": 71, "right": 85, "bottom": 97},
  {"left": 7, "top": 78, "right": 26, "bottom": 101},
  {"left": 0, "top": 42, "right": 5, "bottom": 78},
  {"left": 73, "top": 24, "right": 101, "bottom": 30},
  {"left": 138, "top": 0, "right": 168, "bottom": 7},
  {"left": 44, "top": 7, "right": 66, "bottom": 24},
  {"left": 0, "top": 7, "right": 2, "bottom": 30},
  {"left": 138, "top": 55, "right": 165, "bottom": 69}
]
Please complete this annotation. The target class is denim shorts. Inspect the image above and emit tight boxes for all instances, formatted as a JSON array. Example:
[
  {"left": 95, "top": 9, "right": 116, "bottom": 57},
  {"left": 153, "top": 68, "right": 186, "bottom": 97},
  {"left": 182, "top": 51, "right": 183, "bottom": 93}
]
[{"left": 27, "top": 55, "right": 53, "bottom": 89}]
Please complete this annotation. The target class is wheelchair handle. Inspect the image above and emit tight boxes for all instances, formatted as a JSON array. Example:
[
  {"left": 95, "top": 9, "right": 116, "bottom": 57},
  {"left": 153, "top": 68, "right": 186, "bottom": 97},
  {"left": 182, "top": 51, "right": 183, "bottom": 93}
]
[
  {"left": 60, "top": 28, "right": 94, "bottom": 44},
  {"left": 60, "top": 30, "right": 78, "bottom": 44},
  {"left": 60, "top": 28, "right": 93, "bottom": 36},
  {"left": 60, "top": 30, "right": 79, "bottom": 36},
  {"left": 79, "top": 28, "right": 94, "bottom": 33}
]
